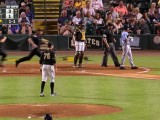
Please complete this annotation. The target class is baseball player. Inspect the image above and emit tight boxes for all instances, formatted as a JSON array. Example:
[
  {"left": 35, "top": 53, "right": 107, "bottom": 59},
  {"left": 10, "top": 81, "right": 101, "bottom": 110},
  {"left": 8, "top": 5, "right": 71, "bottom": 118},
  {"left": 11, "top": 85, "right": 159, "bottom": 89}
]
[
  {"left": 101, "top": 23, "right": 120, "bottom": 67},
  {"left": 120, "top": 25, "right": 138, "bottom": 69},
  {"left": 73, "top": 23, "right": 86, "bottom": 68},
  {"left": 40, "top": 42, "right": 56, "bottom": 97},
  {"left": 15, "top": 28, "right": 45, "bottom": 67},
  {"left": 0, "top": 32, "right": 7, "bottom": 72}
]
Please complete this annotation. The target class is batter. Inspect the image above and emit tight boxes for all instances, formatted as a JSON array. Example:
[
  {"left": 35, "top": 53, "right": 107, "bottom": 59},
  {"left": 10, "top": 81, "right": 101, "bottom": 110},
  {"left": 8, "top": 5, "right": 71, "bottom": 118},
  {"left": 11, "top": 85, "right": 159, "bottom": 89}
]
[{"left": 120, "top": 25, "right": 138, "bottom": 70}]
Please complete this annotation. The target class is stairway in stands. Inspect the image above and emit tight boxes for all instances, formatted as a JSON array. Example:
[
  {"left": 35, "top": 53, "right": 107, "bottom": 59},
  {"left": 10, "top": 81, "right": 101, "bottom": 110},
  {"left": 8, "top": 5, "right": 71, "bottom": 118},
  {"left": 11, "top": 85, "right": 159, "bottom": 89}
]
[{"left": 33, "top": 0, "right": 62, "bottom": 34}]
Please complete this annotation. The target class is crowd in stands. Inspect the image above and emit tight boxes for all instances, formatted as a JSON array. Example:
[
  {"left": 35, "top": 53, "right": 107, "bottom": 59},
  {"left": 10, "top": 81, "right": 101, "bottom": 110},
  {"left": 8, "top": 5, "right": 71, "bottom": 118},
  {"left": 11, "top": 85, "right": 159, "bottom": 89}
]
[
  {"left": 58, "top": 0, "right": 160, "bottom": 36},
  {"left": 0, "top": 0, "right": 34, "bottom": 35}
]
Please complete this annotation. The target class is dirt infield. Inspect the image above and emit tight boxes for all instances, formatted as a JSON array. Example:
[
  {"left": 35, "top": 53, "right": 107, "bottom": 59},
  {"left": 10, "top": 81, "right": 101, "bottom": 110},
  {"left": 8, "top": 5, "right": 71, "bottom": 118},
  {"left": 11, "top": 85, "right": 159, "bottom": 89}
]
[
  {"left": 0, "top": 104, "right": 122, "bottom": 118},
  {"left": 1, "top": 64, "right": 160, "bottom": 80}
]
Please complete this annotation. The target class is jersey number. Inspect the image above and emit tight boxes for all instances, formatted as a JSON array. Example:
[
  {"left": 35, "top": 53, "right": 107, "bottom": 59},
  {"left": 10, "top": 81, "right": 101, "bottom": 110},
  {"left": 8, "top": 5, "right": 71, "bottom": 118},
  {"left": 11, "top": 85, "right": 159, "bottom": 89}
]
[{"left": 44, "top": 53, "right": 50, "bottom": 59}]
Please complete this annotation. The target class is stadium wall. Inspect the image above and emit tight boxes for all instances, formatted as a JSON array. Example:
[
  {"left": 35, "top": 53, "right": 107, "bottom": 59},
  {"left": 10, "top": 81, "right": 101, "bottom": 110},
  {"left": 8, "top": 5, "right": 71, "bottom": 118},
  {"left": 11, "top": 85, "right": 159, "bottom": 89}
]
[{"left": 2, "top": 34, "right": 160, "bottom": 51}]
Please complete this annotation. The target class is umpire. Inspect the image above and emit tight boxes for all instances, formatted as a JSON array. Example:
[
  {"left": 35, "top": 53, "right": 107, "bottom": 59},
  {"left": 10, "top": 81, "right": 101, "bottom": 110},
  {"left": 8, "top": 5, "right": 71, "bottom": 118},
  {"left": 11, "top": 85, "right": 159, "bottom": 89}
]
[{"left": 101, "top": 23, "right": 120, "bottom": 67}]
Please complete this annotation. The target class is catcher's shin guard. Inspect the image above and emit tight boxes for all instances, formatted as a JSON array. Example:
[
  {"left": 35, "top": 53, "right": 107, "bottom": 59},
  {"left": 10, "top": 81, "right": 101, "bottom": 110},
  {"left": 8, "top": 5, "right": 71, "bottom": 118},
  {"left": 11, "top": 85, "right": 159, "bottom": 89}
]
[
  {"left": 79, "top": 51, "right": 84, "bottom": 65},
  {"left": 74, "top": 52, "right": 79, "bottom": 65}
]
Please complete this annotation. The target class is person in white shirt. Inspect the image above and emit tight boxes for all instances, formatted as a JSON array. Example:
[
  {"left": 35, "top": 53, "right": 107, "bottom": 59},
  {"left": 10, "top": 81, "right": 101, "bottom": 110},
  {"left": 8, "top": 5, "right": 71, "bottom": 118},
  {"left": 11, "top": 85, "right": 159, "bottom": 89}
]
[{"left": 83, "top": 1, "right": 95, "bottom": 16}]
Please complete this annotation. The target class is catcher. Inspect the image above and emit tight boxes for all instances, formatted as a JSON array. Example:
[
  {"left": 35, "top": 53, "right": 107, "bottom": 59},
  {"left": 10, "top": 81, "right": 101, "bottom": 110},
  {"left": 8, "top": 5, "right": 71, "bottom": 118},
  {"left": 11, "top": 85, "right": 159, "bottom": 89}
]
[
  {"left": 73, "top": 23, "right": 86, "bottom": 68},
  {"left": 15, "top": 28, "right": 48, "bottom": 67}
]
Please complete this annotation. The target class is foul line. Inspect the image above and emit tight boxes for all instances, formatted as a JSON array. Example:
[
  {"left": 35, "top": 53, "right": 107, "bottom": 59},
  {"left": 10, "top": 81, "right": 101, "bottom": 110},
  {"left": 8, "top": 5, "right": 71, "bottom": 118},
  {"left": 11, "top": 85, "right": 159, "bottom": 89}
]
[{"left": 77, "top": 67, "right": 160, "bottom": 80}]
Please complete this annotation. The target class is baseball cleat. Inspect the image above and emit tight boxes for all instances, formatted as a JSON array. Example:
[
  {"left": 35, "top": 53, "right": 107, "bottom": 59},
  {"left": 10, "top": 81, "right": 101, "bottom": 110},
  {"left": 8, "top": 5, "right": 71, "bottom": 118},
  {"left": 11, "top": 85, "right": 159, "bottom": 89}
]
[
  {"left": 73, "top": 64, "right": 78, "bottom": 68},
  {"left": 101, "top": 65, "right": 108, "bottom": 67},
  {"left": 40, "top": 93, "right": 45, "bottom": 97},
  {"left": 131, "top": 66, "right": 138, "bottom": 69},
  {"left": 51, "top": 92, "right": 56, "bottom": 96},
  {"left": 120, "top": 66, "right": 125, "bottom": 70},
  {"left": 115, "top": 64, "right": 120, "bottom": 67},
  {"left": 78, "top": 64, "right": 85, "bottom": 68},
  {"left": 15, "top": 60, "right": 19, "bottom": 68}
]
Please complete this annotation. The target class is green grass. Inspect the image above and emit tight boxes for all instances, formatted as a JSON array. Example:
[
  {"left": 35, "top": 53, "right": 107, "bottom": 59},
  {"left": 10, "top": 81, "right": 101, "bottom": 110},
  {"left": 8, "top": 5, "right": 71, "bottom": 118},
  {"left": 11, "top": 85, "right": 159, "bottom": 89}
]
[
  {"left": 1, "top": 51, "right": 160, "bottom": 120},
  {"left": 0, "top": 76, "right": 160, "bottom": 120}
]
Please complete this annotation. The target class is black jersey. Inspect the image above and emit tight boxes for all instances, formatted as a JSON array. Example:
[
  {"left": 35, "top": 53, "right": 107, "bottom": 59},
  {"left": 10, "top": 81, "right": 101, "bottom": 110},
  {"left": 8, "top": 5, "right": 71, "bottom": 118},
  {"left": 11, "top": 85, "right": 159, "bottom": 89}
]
[
  {"left": 74, "top": 28, "right": 86, "bottom": 42},
  {"left": 40, "top": 49, "right": 56, "bottom": 65},
  {"left": 30, "top": 35, "right": 41, "bottom": 48},
  {"left": 0, "top": 35, "right": 4, "bottom": 49},
  {"left": 103, "top": 29, "right": 114, "bottom": 43}
]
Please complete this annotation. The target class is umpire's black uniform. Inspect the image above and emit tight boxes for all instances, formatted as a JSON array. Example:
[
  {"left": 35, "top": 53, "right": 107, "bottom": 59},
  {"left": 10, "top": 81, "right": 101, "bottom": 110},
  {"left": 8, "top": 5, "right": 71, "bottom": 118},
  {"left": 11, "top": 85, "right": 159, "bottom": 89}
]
[
  {"left": 15, "top": 35, "right": 42, "bottom": 67},
  {"left": 101, "top": 24, "right": 120, "bottom": 67}
]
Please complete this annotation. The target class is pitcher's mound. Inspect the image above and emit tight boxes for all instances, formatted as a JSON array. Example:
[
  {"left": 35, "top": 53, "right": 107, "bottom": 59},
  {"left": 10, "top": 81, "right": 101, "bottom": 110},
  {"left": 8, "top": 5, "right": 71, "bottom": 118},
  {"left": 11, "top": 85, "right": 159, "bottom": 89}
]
[{"left": 0, "top": 104, "right": 122, "bottom": 118}]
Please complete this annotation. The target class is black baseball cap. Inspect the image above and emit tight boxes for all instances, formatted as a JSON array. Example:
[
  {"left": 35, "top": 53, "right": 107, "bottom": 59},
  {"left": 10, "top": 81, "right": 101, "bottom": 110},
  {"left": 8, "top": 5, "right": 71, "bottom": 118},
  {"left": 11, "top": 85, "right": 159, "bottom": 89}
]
[{"left": 48, "top": 42, "right": 54, "bottom": 47}]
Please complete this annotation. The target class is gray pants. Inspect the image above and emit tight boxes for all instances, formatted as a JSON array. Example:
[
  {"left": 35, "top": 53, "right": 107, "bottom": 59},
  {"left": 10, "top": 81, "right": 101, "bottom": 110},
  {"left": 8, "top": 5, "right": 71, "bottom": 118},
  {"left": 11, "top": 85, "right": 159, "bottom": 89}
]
[
  {"left": 101, "top": 43, "right": 120, "bottom": 67},
  {"left": 121, "top": 45, "right": 135, "bottom": 67}
]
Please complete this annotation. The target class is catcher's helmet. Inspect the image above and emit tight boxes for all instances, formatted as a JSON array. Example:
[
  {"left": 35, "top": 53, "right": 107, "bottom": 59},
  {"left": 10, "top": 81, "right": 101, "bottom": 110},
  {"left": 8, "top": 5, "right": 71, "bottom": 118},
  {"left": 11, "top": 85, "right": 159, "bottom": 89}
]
[{"left": 44, "top": 114, "right": 52, "bottom": 120}]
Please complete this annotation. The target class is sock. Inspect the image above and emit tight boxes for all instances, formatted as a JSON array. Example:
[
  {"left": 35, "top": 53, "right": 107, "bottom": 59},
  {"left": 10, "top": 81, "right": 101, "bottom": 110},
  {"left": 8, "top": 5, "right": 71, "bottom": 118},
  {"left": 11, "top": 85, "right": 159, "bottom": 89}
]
[
  {"left": 50, "top": 82, "right": 54, "bottom": 94},
  {"left": 41, "top": 81, "right": 45, "bottom": 93}
]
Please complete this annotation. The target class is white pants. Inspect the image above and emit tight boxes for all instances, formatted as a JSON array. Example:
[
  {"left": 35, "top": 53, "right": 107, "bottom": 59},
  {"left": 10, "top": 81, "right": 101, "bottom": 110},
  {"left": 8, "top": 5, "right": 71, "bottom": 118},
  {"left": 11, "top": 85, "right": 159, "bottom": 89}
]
[
  {"left": 42, "top": 65, "right": 55, "bottom": 82},
  {"left": 75, "top": 41, "right": 85, "bottom": 52},
  {"left": 121, "top": 45, "right": 135, "bottom": 67}
]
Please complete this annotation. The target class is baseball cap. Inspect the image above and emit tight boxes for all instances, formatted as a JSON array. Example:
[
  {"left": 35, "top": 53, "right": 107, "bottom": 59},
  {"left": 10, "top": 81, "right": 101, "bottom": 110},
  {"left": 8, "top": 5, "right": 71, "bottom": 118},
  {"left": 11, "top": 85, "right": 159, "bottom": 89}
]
[{"left": 48, "top": 42, "right": 54, "bottom": 48}]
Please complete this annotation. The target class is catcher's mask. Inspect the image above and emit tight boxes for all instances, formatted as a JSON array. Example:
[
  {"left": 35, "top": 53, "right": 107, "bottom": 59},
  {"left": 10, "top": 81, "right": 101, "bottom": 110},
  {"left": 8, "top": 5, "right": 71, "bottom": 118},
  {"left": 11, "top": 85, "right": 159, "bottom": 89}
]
[{"left": 44, "top": 114, "right": 52, "bottom": 120}]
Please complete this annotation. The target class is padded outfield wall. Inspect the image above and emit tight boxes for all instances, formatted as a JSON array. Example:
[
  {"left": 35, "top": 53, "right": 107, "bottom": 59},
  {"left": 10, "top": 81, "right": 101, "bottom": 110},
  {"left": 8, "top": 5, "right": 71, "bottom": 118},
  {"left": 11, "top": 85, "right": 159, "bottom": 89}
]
[{"left": 2, "top": 34, "right": 160, "bottom": 50}]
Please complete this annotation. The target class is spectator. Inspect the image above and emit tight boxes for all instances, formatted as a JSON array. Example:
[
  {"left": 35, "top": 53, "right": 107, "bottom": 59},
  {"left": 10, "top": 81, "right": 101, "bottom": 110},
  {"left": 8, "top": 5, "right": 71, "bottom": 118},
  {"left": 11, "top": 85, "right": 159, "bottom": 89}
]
[
  {"left": 73, "top": 5, "right": 83, "bottom": 17},
  {"left": 114, "top": 1, "right": 128, "bottom": 15},
  {"left": 19, "top": 12, "right": 30, "bottom": 25},
  {"left": 142, "top": 12, "right": 151, "bottom": 24},
  {"left": 94, "top": 12, "right": 104, "bottom": 35},
  {"left": 74, "top": 0, "right": 82, "bottom": 8},
  {"left": 19, "top": 2, "right": 27, "bottom": 15},
  {"left": 106, "top": 6, "right": 119, "bottom": 21},
  {"left": 91, "top": 0, "right": 103, "bottom": 12},
  {"left": 128, "top": 18, "right": 139, "bottom": 34},
  {"left": 133, "top": 7, "right": 142, "bottom": 20},
  {"left": 8, "top": 24, "right": 20, "bottom": 34},
  {"left": 138, "top": 18, "right": 151, "bottom": 34},
  {"left": 72, "top": 11, "right": 82, "bottom": 26},
  {"left": 59, "top": 20, "right": 73, "bottom": 35},
  {"left": 152, "top": 11, "right": 160, "bottom": 33},
  {"left": 127, "top": 3, "right": 134, "bottom": 13},
  {"left": 81, "top": 0, "right": 86, "bottom": 8},
  {"left": 84, "top": 11, "right": 95, "bottom": 35},
  {"left": 20, "top": 20, "right": 32, "bottom": 34},
  {"left": 66, "top": 1, "right": 76, "bottom": 17},
  {"left": 148, "top": 2, "right": 157, "bottom": 17},
  {"left": 105, "top": 12, "right": 115, "bottom": 26},
  {"left": 114, "top": 18, "right": 123, "bottom": 34},
  {"left": 25, "top": 6, "right": 34, "bottom": 24},
  {"left": 58, "top": 10, "right": 72, "bottom": 33},
  {"left": 83, "top": 1, "right": 95, "bottom": 17},
  {"left": 5, "top": 0, "right": 17, "bottom": 5}
]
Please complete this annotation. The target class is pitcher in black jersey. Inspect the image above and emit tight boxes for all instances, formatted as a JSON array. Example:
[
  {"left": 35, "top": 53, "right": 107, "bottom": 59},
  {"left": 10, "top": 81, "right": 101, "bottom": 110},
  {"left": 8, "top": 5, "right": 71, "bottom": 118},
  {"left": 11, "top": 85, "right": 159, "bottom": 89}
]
[
  {"left": 73, "top": 24, "right": 86, "bottom": 68},
  {"left": 101, "top": 23, "right": 120, "bottom": 67},
  {"left": 40, "top": 42, "right": 56, "bottom": 97},
  {"left": 0, "top": 32, "right": 7, "bottom": 72},
  {"left": 15, "top": 28, "right": 44, "bottom": 67}
]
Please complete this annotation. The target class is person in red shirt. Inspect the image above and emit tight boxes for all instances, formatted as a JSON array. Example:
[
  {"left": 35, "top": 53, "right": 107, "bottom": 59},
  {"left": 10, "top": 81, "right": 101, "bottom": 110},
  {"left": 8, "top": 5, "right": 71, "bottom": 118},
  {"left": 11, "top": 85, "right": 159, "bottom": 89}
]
[{"left": 114, "top": 1, "right": 128, "bottom": 15}]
